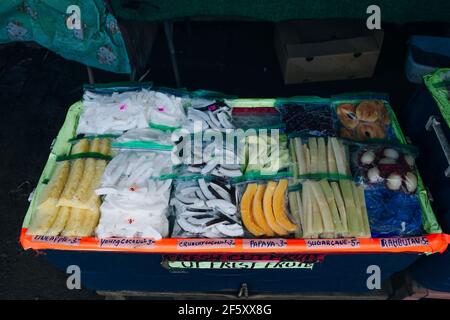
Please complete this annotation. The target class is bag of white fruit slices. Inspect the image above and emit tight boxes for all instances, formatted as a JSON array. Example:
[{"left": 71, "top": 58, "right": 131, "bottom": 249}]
[
  {"left": 78, "top": 85, "right": 187, "bottom": 135},
  {"left": 93, "top": 149, "right": 174, "bottom": 240},
  {"left": 26, "top": 138, "right": 113, "bottom": 237},
  {"left": 182, "top": 89, "right": 236, "bottom": 133},
  {"left": 170, "top": 175, "right": 244, "bottom": 238},
  {"left": 95, "top": 178, "right": 172, "bottom": 240},
  {"left": 145, "top": 86, "right": 190, "bottom": 131},
  {"left": 78, "top": 84, "right": 153, "bottom": 135},
  {"left": 95, "top": 149, "right": 174, "bottom": 197},
  {"left": 289, "top": 179, "right": 371, "bottom": 239},
  {"left": 171, "top": 131, "right": 244, "bottom": 179},
  {"left": 232, "top": 173, "right": 300, "bottom": 239},
  {"left": 288, "top": 136, "right": 354, "bottom": 181},
  {"left": 350, "top": 142, "right": 419, "bottom": 194}
]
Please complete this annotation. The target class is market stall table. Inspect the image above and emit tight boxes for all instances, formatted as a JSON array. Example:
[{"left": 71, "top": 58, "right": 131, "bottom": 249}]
[{"left": 20, "top": 85, "right": 449, "bottom": 296}]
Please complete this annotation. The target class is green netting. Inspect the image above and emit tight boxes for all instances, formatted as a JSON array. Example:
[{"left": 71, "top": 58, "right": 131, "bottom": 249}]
[
  {"left": 424, "top": 68, "right": 450, "bottom": 128},
  {"left": 0, "top": 0, "right": 130, "bottom": 73}
]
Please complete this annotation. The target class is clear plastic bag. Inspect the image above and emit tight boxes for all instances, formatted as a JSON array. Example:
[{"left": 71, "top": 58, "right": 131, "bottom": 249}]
[
  {"left": 334, "top": 99, "right": 394, "bottom": 141},
  {"left": 27, "top": 138, "right": 112, "bottom": 237},
  {"left": 96, "top": 182, "right": 171, "bottom": 240},
  {"left": 364, "top": 187, "right": 423, "bottom": 237},
  {"left": 78, "top": 88, "right": 186, "bottom": 135},
  {"left": 231, "top": 106, "right": 283, "bottom": 129},
  {"left": 94, "top": 149, "right": 173, "bottom": 240},
  {"left": 170, "top": 177, "right": 243, "bottom": 238},
  {"left": 235, "top": 178, "right": 298, "bottom": 238},
  {"left": 146, "top": 90, "right": 186, "bottom": 130},
  {"left": 95, "top": 150, "right": 173, "bottom": 196},
  {"left": 351, "top": 144, "right": 419, "bottom": 194},
  {"left": 242, "top": 130, "right": 291, "bottom": 176},
  {"left": 78, "top": 89, "right": 152, "bottom": 135},
  {"left": 289, "top": 136, "right": 352, "bottom": 181},
  {"left": 173, "top": 132, "right": 243, "bottom": 178},
  {"left": 280, "top": 102, "right": 337, "bottom": 137},
  {"left": 299, "top": 179, "right": 371, "bottom": 239},
  {"left": 183, "top": 100, "right": 234, "bottom": 132}
]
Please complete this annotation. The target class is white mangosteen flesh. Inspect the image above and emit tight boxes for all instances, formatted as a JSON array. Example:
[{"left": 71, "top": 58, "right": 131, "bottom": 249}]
[
  {"left": 404, "top": 172, "right": 418, "bottom": 193},
  {"left": 360, "top": 150, "right": 376, "bottom": 165},
  {"left": 379, "top": 157, "right": 397, "bottom": 165},
  {"left": 386, "top": 173, "right": 402, "bottom": 190},
  {"left": 404, "top": 154, "right": 415, "bottom": 167},
  {"left": 367, "top": 167, "right": 381, "bottom": 183},
  {"left": 384, "top": 148, "right": 399, "bottom": 160}
]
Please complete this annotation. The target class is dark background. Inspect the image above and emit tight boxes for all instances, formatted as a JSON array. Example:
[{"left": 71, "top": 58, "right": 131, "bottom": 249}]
[{"left": 0, "top": 20, "right": 448, "bottom": 299}]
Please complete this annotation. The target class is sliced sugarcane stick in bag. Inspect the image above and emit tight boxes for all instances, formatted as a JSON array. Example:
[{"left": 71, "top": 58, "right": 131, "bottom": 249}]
[
  {"left": 319, "top": 180, "right": 345, "bottom": 236},
  {"left": 310, "top": 180, "right": 335, "bottom": 238},
  {"left": 330, "top": 181, "right": 348, "bottom": 234},
  {"left": 351, "top": 182, "right": 367, "bottom": 237},
  {"left": 355, "top": 184, "right": 371, "bottom": 238},
  {"left": 308, "top": 137, "right": 318, "bottom": 174},
  {"left": 327, "top": 138, "right": 338, "bottom": 174},
  {"left": 340, "top": 180, "right": 361, "bottom": 237},
  {"left": 317, "top": 138, "right": 327, "bottom": 173},
  {"left": 288, "top": 190, "right": 303, "bottom": 238}
]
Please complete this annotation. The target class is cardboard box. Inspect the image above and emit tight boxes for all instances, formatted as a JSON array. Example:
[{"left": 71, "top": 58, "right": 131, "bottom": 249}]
[{"left": 274, "top": 20, "right": 384, "bottom": 84}]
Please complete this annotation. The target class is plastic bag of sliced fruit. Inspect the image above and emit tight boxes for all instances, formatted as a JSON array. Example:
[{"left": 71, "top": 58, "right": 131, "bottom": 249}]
[
  {"left": 350, "top": 143, "right": 419, "bottom": 194},
  {"left": 233, "top": 174, "right": 299, "bottom": 238},
  {"left": 350, "top": 143, "right": 425, "bottom": 237},
  {"left": 332, "top": 93, "right": 399, "bottom": 142}
]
